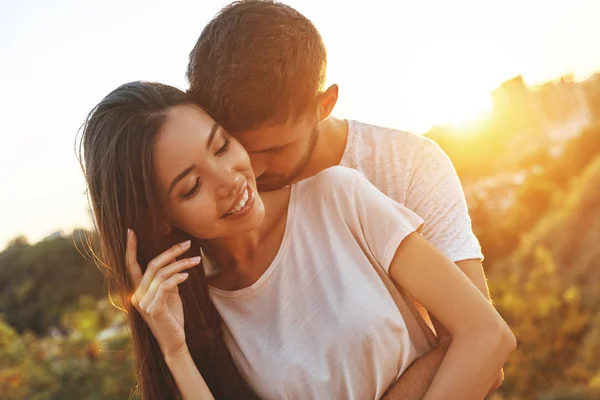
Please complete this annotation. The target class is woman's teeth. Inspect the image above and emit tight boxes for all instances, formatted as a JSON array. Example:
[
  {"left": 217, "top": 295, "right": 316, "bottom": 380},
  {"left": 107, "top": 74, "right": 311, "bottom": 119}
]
[{"left": 226, "top": 187, "right": 249, "bottom": 215}]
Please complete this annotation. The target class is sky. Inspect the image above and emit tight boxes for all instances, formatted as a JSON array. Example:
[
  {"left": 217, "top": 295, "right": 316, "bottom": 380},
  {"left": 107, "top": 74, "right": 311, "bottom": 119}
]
[{"left": 1, "top": 0, "right": 599, "bottom": 249}]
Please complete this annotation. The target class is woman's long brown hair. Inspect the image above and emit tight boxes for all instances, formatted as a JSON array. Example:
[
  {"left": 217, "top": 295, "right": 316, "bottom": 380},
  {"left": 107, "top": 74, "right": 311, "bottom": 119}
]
[{"left": 78, "top": 81, "right": 259, "bottom": 399}]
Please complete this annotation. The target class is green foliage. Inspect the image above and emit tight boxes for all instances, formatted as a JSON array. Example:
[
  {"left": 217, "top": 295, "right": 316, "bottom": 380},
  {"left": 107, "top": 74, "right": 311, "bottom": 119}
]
[
  {"left": 490, "top": 248, "right": 595, "bottom": 398},
  {"left": 0, "top": 301, "right": 137, "bottom": 400},
  {"left": 467, "top": 124, "right": 600, "bottom": 268},
  {"left": 479, "top": 155, "right": 600, "bottom": 398},
  {"left": 547, "top": 126, "right": 600, "bottom": 189},
  {"left": 0, "top": 233, "right": 105, "bottom": 334},
  {"left": 538, "top": 387, "right": 600, "bottom": 400}
]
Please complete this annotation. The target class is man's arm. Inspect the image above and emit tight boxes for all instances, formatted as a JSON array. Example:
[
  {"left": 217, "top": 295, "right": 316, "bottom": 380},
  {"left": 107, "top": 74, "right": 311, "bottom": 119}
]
[{"left": 381, "top": 337, "right": 450, "bottom": 400}]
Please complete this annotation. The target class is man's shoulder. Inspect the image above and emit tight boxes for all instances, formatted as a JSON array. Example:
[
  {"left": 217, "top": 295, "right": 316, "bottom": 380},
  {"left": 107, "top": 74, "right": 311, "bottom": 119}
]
[
  {"left": 341, "top": 120, "right": 445, "bottom": 192},
  {"left": 343, "top": 120, "right": 441, "bottom": 166},
  {"left": 347, "top": 120, "right": 434, "bottom": 149}
]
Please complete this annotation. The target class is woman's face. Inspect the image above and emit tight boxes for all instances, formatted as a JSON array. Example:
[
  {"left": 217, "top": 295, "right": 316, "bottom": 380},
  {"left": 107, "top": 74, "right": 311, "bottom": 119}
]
[{"left": 153, "top": 104, "right": 265, "bottom": 239}]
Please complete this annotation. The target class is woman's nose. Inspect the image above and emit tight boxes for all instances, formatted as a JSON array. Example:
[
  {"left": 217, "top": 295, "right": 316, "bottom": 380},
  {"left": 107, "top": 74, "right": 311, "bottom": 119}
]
[{"left": 215, "top": 168, "right": 241, "bottom": 199}]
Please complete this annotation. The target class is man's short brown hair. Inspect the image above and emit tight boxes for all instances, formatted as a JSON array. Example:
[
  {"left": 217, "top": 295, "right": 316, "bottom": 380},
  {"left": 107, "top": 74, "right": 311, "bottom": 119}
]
[{"left": 186, "top": 0, "right": 327, "bottom": 132}]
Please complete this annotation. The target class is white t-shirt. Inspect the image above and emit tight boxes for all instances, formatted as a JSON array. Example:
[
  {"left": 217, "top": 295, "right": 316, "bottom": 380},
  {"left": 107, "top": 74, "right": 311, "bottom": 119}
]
[
  {"left": 208, "top": 167, "right": 436, "bottom": 400},
  {"left": 340, "top": 120, "right": 483, "bottom": 262}
]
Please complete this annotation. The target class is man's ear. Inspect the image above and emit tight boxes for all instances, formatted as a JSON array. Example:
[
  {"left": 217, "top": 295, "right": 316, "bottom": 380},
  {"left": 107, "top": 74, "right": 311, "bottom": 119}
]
[{"left": 317, "top": 84, "right": 339, "bottom": 121}]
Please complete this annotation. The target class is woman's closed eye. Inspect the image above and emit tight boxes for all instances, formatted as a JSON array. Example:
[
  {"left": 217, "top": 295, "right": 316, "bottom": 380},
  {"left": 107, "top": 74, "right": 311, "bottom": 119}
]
[
  {"left": 181, "top": 138, "right": 229, "bottom": 200},
  {"left": 182, "top": 177, "right": 201, "bottom": 200},
  {"left": 215, "top": 138, "right": 230, "bottom": 156}
]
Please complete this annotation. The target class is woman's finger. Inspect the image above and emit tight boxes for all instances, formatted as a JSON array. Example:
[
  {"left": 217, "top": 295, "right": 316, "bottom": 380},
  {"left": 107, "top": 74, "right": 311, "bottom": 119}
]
[
  {"left": 144, "top": 272, "right": 190, "bottom": 317},
  {"left": 139, "top": 256, "right": 201, "bottom": 309},
  {"left": 138, "top": 239, "right": 193, "bottom": 294},
  {"left": 126, "top": 229, "right": 143, "bottom": 287}
]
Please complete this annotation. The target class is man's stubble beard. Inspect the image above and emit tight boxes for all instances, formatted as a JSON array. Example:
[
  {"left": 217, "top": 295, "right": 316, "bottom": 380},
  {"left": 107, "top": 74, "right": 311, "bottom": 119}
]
[{"left": 256, "top": 125, "right": 320, "bottom": 192}]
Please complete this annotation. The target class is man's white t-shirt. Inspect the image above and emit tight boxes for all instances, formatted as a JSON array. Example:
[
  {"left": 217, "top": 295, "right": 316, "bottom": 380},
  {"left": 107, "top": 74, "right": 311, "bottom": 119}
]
[
  {"left": 340, "top": 120, "right": 483, "bottom": 262},
  {"left": 209, "top": 167, "right": 437, "bottom": 400}
]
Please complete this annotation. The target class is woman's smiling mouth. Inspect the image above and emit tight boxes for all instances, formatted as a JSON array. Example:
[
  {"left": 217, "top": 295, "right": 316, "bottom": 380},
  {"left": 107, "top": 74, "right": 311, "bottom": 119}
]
[{"left": 221, "top": 182, "right": 255, "bottom": 219}]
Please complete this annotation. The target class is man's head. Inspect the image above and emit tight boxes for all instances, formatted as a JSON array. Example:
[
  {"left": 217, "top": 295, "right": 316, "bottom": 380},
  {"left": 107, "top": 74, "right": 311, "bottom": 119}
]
[{"left": 187, "top": 0, "right": 338, "bottom": 191}]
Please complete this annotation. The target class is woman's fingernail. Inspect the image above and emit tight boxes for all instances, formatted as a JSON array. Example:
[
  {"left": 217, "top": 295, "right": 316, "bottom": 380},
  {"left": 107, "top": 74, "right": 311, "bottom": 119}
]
[
  {"left": 182, "top": 273, "right": 189, "bottom": 278},
  {"left": 127, "top": 228, "right": 132, "bottom": 238},
  {"left": 190, "top": 256, "right": 201, "bottom": 264},
  {"left": 179, "top": 240, "right": 191, "bottom": 249}
]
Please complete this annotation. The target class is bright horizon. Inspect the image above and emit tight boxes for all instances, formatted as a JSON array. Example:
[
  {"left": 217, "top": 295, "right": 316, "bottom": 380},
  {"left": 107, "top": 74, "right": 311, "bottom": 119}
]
[{"left": 1, "top": 0, "right": 600, "bottom": 249}]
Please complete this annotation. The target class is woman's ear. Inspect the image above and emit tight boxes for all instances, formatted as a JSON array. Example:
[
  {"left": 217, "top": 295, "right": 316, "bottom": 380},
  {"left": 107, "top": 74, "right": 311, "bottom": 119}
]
[{"left": 161, "top": 221, "right": 172, "bottom": 236}]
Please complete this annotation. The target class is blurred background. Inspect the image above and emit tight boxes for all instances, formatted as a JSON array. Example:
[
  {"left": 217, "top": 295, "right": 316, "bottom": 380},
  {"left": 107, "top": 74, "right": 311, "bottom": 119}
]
[{"left": 1, "top": 0, "right": 599, "bottom": 399}]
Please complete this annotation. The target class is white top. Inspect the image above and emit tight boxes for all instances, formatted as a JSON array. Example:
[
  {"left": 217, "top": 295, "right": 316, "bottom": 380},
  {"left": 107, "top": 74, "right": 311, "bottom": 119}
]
[
  {"left": 340, "top": 120, "right": 483, "bottom": 262},
  {"left": 208, "top": 167, "right": 436, "bottom": 400}
]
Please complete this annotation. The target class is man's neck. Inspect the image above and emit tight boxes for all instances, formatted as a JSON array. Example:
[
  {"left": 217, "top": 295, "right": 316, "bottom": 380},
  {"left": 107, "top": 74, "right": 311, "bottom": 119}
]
[{"left": 297, "top": 116, "right": 349, "bottom": 180}]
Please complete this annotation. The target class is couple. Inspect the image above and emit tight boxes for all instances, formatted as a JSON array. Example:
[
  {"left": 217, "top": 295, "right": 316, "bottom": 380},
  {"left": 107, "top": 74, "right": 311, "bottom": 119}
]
[{"left": 79, "top": 1, "right": 515, "bottom": 399}]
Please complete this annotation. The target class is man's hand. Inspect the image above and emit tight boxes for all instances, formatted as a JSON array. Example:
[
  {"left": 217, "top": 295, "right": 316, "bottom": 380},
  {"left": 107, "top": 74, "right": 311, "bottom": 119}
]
[
  {"left": 488, "top": 369, "right": 504, "bottom": 396},
  {"left": 381, "top": 337, "right": 451, "bottom": 400}
]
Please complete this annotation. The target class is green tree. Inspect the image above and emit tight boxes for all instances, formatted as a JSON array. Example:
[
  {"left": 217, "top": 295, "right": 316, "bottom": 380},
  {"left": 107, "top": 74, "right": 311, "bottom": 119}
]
[{"left": 0, "top": 232, "right": 105, "bottom": 334}]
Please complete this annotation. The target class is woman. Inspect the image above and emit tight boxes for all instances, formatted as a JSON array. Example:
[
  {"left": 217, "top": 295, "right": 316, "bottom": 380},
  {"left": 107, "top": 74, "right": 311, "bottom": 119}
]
[{"left": 79, "top": 81, "right": 515, "bottom": 400}]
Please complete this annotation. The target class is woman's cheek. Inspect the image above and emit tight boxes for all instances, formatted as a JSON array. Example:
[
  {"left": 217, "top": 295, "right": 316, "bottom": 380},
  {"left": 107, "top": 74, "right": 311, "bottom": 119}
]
[
  {"left": 231, "top": 141, "right": 252, "bottom": 165},
  {"left": 176, "top": 197, "right": 209, "bottom": 232}
]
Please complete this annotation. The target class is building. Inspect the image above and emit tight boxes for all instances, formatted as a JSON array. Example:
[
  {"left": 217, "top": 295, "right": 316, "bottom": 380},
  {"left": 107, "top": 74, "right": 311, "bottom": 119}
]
[
  {"left": 533, "top": 75, "right": 592, "bottom": 141},
  {"left": 581, "top": 72, "right": 600, "bottom": 123},
  {"left": 490, "top": 74, "right": 594, "bottom": 154},
  {"left": 491, "top": 76, "right": 545, "bottom": 136}
]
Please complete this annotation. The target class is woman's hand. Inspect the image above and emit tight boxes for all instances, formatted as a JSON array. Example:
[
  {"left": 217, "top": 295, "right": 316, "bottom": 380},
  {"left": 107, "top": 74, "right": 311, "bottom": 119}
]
[{"left": 126, "top": 229, "right": 202, "bottom": 359}]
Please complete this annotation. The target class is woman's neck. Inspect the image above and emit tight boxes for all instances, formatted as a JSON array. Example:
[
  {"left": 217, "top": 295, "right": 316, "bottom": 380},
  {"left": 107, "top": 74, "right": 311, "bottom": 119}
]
[{"left": 200, "top": 187, "right": 291, "bottom": 275}]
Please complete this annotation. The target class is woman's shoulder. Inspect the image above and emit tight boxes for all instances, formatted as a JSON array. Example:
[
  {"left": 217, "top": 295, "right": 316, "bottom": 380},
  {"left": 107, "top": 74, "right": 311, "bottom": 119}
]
[
  {"left": 292, "top": 166, "right": 366, "bottom": 211},
  {"left": 288, "top": 167, "right": 362, "bottom": 228},
  {"left": 298, "top": 166, "right": 363, "bottom": 191}
]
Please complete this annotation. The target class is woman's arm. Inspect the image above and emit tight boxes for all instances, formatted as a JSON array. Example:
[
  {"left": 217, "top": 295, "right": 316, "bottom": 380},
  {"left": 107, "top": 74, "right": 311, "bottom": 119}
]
[
  {"left": 165, "top": 350, "right": 215, "bottom": 400},
  {"left": 388, "top": 233, "right": 516, "bottom": 400},
  {"left": 431, "top": 259, "right": 505, "bottom": 394}
]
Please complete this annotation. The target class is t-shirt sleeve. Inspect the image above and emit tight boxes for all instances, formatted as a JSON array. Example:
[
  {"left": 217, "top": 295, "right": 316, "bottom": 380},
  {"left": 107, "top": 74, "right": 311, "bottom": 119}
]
[
  {"left": 405, "top": 139, "right": 483, "bottom": 262},
  {"left": 350, "top": 169, "right": 425, "bottom": 273}
]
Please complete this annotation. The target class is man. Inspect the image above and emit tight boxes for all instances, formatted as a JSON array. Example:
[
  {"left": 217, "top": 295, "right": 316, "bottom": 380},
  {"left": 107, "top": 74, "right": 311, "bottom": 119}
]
[{"left": 186, "top": 1, "right": 503, "bottom": 397}]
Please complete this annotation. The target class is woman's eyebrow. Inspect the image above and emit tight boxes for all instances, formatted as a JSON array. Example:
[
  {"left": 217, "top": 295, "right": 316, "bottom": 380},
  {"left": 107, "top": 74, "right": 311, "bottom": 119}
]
[
  {"left": 205, "top": 123, "right": 221, "bottom": 149},
  {"left": 168, "top": 164, "right": 196, "bottom": 195}
]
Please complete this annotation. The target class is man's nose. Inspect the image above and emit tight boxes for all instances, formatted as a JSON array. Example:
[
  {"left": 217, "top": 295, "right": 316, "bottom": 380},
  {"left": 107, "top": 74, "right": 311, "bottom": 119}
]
[{"left": 249, "top": 155, "right": 267, "bottom": 179}]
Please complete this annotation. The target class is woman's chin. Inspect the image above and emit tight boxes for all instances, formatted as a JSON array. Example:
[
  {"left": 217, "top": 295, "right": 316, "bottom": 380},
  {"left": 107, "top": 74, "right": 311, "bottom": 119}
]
[
  {"left": 205, "top": 200, "right": 266, "bottom": 240},
  {"left": 232, "top": 200, "right": 266, "bottom": 234}
]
